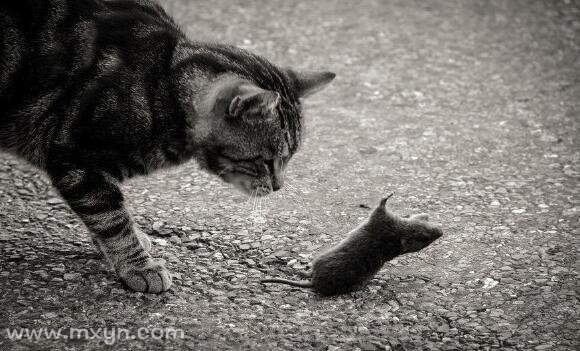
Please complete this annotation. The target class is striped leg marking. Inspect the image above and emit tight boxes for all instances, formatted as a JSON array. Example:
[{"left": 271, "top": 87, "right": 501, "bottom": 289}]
[{"left": 52, "top": 169, "right": 171, "bottom": 293}]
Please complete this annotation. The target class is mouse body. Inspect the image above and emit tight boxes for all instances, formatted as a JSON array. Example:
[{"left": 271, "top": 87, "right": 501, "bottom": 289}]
[{"left": 261, "top": 194, "right": 443, "bottom": 296}]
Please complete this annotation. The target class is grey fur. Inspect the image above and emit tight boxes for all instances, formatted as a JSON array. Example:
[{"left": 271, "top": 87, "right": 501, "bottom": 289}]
[{"left": 261, "top": 194, "right": 443, "bottom": 296}]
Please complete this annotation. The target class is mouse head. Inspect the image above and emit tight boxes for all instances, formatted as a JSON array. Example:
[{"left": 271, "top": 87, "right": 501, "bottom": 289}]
[
  {"left": 399, "top": 213, "right": 443, "bottom": 253},
  {"left": 371, "top": 194, "right": 443, "bottom": 254}
]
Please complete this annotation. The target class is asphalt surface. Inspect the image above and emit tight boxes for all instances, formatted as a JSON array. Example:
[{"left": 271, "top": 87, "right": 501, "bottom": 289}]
[{"left": 1, "top": 0, "right": 579, "bottom": 350}]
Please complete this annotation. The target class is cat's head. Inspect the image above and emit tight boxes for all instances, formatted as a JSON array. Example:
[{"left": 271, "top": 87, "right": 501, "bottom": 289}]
[
  {"left": 195, "top": 68, "right": 335, "bottom": 196},
  {"left": 370, "top": 195, "right": 443, "bottom": 254}
]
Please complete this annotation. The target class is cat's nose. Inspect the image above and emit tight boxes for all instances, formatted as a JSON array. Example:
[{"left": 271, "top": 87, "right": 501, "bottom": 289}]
[{"left": 271, "top": 176, "right": 283, "bottom": 191}]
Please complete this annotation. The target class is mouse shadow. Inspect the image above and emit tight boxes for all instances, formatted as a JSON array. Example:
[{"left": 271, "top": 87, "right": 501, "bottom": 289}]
[{"left": 344, "top": 275, "right": 434, "bottom": 303}]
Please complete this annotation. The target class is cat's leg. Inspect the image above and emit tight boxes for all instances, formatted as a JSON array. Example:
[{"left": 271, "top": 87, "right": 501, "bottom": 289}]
[
  {"left": 50, "top": 168, "right": 171, "bottom": 293},
  {"left": 91, "top": 228, "right": 149, "bottom": 256}
]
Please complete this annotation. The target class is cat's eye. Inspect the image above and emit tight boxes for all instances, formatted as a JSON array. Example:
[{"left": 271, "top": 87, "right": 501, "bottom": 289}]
[{"left": 223, "top": 155, "right": 261, "bottom": 163}]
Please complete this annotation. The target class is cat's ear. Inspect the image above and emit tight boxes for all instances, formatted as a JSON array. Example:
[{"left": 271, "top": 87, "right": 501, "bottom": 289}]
[
  {"left": 228, "top": 88, "right": 280, "bottom": 123},
  {"left": 287, "top": 69, "right": 336, "bottom": 98}
]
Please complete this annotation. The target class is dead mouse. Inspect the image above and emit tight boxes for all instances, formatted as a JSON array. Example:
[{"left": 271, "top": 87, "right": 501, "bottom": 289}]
[{"left": 261, "top": 193, "right": 443, "bottom": 296}]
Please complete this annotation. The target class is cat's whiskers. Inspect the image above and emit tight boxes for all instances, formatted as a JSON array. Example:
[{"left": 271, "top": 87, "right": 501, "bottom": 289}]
[
  {"left": 230, "top": 187, "right": 251, "bottom": 212},
  {"left": 283, "top": 181, "right": 308, "bottom": 208},
  {"left": 277, "top": 179, "right": 318, "bottom": 226},
  {"left": 258, "top": 187, "right": 265, "bottom": 218},
  {"left": 252, "top": 189, "right": 259, "bottom": 214},
  {"left": 275, "top": 183, "right": 297, "bottom": 209},
  {"left": 245, "top": 189, "right": 256, "bottom": 212},
  {"left": 236, "top": 189, "right": 251, "bottom": 213},
  {"left": 247, "top": 190, "right": 254, "bottom": 213},
  {"left": 261, "top": 192, "right": 267, "bottom": 218}
]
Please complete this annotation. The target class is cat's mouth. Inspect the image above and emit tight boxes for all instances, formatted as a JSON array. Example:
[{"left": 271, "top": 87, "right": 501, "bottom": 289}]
[{"left": 221, "top": 172, "right": 272, "bottom": 197}]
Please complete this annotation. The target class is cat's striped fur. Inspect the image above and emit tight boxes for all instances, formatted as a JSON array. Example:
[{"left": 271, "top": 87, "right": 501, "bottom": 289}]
[{"left": 0, "top": 0, "right": 335, "bottom": 292}]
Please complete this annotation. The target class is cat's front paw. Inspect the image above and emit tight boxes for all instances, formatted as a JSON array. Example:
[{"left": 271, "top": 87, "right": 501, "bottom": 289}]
[{"left": 119, "top": 259, "right": 172, "bottom": 293}]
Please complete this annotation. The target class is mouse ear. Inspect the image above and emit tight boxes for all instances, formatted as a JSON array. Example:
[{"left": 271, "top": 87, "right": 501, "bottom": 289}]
[
  {"left": 379, "top": 193, "right": 395, "bottom": 209},
  {"left": 286, "top": 69, "right": 336, "bottom": 98},
  {"left": 410, "top": 213, "right": 429, "bottom": 221}
]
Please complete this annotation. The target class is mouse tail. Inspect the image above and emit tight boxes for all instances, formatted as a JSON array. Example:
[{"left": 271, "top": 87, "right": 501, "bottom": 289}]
[{"left": 260, "top": 278, "right": 313, "bottom": 288}]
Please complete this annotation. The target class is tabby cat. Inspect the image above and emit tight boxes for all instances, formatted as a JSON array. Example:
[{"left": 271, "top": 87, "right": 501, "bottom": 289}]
[{"left": 0, "top": 0, "right": 335, "bottom": 293}]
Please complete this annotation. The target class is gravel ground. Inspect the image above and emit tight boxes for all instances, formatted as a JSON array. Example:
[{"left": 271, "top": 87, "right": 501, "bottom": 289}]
[{"left": 1, "top": 0, "right": 579, "bottom": 350}]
